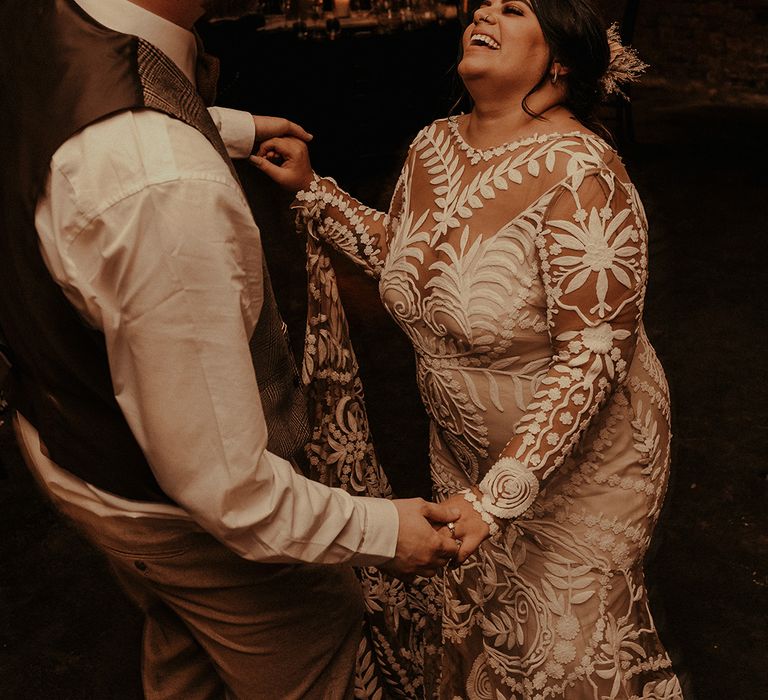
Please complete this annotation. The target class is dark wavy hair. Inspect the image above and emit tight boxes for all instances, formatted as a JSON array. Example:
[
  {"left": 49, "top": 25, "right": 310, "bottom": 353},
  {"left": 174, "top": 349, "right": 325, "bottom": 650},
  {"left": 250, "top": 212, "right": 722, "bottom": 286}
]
[
  {"left": 455, "top": 0, "right": 611, "bottom": 136},
  {"left": 524, "top": 0, "right": 611, "bottom": 133}
]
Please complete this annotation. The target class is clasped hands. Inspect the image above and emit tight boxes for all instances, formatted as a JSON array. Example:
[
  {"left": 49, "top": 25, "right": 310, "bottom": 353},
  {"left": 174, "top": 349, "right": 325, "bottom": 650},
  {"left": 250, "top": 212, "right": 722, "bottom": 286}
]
[{"left": 381, "top": 490, "right": 496, "bottom": 581}]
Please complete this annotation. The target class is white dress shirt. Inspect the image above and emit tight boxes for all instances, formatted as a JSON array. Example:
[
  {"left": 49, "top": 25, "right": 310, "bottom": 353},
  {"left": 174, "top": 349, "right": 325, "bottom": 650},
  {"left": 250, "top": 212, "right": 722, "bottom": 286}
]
[{"left": 19, "top": 0, "right": 398, "bottom": 566}]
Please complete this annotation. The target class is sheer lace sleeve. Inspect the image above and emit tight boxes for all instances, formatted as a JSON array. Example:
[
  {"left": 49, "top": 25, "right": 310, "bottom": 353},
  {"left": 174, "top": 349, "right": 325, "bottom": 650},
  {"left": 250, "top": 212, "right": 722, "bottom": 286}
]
[
  {"left": 292, "top": 169, "right": 406, "bottom": 280},
  {"left": 478, "top": 169, "right": 647, "bottom": 518}
]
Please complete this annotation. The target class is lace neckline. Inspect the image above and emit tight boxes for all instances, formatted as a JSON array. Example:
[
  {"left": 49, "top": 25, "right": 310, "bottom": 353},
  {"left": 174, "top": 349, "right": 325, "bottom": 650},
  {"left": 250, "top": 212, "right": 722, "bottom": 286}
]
[{"left": 447, "top": 115, "right": 591, "bottom": 165}]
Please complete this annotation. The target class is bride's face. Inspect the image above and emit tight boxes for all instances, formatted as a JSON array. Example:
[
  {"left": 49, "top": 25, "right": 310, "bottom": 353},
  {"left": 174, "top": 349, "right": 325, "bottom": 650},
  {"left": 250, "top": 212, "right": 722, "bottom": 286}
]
[{"left": 458, "top": 0, "right": 551, "bottom": 94}]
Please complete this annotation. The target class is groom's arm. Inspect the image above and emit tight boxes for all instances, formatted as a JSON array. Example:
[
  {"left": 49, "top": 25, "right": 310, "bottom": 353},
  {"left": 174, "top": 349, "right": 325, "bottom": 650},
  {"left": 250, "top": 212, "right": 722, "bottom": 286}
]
[
  {"left": 37, "top": 108, "right": 394, "bottom": 566},
  {"left": 36, "top": 107, "right": 457, "bottom": 573},
  {"left": 208, "top": 107, "right": 312, "bottom": 158}
]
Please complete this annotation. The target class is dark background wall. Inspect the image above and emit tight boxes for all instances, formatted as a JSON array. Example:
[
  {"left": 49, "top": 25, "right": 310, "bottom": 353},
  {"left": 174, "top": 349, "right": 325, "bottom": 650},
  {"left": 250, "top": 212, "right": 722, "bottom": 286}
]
[{"left": 601, "top": 0, "right": 768, "bottom": 104}]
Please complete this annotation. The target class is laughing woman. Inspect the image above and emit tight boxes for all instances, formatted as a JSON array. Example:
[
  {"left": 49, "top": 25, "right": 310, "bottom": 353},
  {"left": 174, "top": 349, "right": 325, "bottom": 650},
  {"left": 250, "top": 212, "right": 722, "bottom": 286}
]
[{"left": 254, "top": 0, "right": 683, "bottom": 697}]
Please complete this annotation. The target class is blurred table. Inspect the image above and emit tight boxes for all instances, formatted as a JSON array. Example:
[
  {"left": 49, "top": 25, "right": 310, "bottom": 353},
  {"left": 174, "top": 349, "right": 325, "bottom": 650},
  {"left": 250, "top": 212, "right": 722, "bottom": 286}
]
[{"left": 255, "top": 5, "right": 458, "bottom": 34}]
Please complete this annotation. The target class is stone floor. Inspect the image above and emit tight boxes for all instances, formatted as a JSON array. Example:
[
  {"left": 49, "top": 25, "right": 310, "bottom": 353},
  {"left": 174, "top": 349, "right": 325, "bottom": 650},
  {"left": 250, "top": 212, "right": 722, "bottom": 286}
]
[{"left": 1, "top": 56, "right": 766, "bottom": 700}]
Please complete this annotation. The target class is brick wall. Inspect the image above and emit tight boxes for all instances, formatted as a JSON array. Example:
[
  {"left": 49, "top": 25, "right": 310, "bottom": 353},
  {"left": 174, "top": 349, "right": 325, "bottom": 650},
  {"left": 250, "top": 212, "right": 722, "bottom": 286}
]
[{"left": 597, "top": 0, "right": 768, "bottom": 105}]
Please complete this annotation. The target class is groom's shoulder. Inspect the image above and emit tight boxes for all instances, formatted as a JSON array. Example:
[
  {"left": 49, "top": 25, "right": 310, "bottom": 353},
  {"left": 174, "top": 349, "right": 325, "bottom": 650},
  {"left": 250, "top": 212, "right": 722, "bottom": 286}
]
[{"left": 51, "top": 108, "right": 234, "bottom": 212}]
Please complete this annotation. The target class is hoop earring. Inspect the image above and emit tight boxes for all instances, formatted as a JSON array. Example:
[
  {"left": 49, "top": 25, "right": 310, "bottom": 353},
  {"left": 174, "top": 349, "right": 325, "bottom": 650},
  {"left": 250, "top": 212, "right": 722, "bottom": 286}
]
[{"left": 551, "top": 67, "right": 559, "bottom": 85}]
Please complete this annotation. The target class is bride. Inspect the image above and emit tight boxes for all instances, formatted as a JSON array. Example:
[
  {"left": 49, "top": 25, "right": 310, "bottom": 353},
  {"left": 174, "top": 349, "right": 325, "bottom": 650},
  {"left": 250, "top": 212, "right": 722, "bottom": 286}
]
[{"left": 253, "top": 0, "right": 683, "bottom": 697}]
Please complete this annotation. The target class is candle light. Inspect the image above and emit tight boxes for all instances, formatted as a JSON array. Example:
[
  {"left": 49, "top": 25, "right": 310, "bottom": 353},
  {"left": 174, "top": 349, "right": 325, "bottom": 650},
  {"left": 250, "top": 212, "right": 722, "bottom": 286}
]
[{"left": 334, "top": 0, "right": 351, "bottom": 17}]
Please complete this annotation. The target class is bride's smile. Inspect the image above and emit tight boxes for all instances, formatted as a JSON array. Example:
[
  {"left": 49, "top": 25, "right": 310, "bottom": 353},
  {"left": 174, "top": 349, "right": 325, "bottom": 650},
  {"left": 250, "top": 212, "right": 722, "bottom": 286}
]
[{"left": 459, "top": 0, "right": 550, "bottom": 91}]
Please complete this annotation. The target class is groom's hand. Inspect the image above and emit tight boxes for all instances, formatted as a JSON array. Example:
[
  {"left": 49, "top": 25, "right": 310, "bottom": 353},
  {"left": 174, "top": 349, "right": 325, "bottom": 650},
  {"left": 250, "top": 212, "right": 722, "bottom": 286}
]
[
  {"left": 380, "top": 499, "right": 460, "bottom": 580},
  {"left": 252, "top": 116, "right": 313, "bottom": 146}
]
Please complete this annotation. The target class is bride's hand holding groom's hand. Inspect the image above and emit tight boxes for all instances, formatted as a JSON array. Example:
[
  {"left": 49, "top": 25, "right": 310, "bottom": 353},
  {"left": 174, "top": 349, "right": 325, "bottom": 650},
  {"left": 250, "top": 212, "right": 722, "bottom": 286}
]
[
  {"left": 436, "top": 490, "right": 499, "bottom": 566},
  {"left": 250, "top": 136, "right": 314, "bottom": 193},
  {"left": 380, "top": 499, "right": 461, "bottom": 581}
]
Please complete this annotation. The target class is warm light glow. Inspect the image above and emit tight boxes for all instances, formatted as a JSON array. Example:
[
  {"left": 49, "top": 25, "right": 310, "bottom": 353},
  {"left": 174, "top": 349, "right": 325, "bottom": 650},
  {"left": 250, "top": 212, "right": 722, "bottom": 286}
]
[{"left": 334, "top": 0, "right": 350, "bottom": 17}]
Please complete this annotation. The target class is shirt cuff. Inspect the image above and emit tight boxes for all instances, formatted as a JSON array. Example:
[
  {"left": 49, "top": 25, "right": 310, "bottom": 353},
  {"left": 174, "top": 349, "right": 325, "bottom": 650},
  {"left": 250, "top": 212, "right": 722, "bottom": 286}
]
[
  {"left": 348, "top": 496, "right": 399, "bottom": 566},
  {"left": 207, "top": 106, "right": 256, "bottom": 159}
]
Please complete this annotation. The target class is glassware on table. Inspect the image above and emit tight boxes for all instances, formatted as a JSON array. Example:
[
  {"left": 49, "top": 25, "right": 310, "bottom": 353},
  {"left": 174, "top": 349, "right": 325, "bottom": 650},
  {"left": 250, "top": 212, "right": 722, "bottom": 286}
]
[
  {"left": 292, "top": 18, "right": 309, "bottom": 37},
  {"left": 435, "top": 0, "right": 447, "bottom": 23},
  {"left": 399, "top": 0, "right": 416, "bottom": 30},
  {"left": 373, "top": 0, "right": 397, "bottom": 32},
  {"left": 326, "top": 16, "right": 341, "bottom": 38},
  {"left": 280, "top": 0, "right": 295, "bottom": 18},
  {"left": 415, "top": 0, "right": 437, "bottom": 24},
  {"left": 334, "top": 0, "right": 352, "bottom": 17}
]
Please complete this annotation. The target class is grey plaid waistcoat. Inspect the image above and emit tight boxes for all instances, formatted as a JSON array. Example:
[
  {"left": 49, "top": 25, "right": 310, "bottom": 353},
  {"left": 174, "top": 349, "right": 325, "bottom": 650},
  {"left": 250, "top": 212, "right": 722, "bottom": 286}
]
[{"left": 136, "top": 41, "right": 310, "bottom": 463}]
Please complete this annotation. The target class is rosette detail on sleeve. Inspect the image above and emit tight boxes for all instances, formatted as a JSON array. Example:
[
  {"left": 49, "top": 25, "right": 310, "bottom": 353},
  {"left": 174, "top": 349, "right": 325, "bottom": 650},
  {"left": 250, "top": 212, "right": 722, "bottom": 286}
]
[{"left": 479, "top": 457, "right": 540, "bottom": 519}]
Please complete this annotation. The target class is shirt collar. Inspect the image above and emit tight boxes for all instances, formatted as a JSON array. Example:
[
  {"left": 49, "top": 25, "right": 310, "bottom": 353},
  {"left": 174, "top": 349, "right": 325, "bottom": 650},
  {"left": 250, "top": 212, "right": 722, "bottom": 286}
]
[{"left": 74, "top": 0, "right": 198, "bottom": 86}]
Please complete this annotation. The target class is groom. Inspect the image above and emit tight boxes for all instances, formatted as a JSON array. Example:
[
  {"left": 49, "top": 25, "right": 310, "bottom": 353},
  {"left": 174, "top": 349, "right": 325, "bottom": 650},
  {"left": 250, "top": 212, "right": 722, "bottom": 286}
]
[{"left": 0, "top": 0, "right": 459, "bottom": 697}]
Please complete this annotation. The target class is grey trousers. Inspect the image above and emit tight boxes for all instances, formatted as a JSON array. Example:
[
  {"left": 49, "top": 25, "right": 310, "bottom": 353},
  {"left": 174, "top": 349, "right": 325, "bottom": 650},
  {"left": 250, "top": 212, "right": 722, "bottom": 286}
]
[{"left": 18, "top": 440, "right": 363, "bottom": 699}]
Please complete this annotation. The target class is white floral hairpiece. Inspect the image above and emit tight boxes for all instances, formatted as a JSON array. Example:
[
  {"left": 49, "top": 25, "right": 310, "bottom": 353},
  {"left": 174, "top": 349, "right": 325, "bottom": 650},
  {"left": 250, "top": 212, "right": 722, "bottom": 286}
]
[{"left": 600, "top": 22, "right": 648, "bottom": 99}]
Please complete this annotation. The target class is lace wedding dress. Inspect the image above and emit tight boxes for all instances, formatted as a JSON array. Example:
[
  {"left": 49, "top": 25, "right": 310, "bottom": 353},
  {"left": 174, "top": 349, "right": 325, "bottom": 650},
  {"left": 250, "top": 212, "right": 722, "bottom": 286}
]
[{"left": 296, "top": 116, "right": 683, "bottom": 700}]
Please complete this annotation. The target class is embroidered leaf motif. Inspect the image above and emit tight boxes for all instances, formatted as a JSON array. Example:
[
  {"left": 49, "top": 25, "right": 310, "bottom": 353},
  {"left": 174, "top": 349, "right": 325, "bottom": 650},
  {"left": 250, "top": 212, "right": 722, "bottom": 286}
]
[
  {"left": 297, "top": 118, "right": 671, "bottom": 698},
  {"left": 571, "top": 590, "right": 596, "bottom": 604}
]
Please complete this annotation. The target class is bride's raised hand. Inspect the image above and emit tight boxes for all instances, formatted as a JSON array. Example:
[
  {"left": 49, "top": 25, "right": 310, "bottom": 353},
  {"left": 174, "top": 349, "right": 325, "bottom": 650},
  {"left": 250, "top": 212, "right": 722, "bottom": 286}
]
[
  {"left": 435, "top": 489, "right": 498, "bottom": 566},
  {"left": 249, "top": 137, "right": 314, "bottom": 193}
]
